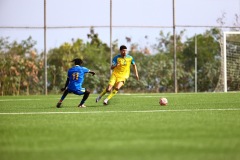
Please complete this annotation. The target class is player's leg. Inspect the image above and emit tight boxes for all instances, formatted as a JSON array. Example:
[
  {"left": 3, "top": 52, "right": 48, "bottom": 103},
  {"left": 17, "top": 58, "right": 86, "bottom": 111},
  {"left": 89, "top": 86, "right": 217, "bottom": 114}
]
[
  {"left": 104, "top": 80, "right": 125, "bottom": 105},
  {"left": 96, "top": 74, "right": 116, "bottom": 102},
  {"left": 56, "top": 89, "right": 69, "bottom": 108},
  {"left": 96, "top": 85, "right": 111, "bottom": 102},
  {"left": 78, "top": 89, "right": 91, "bottom": 108},
  {"left": 72, "top": 88, "right": 89, "bottom": 108}
]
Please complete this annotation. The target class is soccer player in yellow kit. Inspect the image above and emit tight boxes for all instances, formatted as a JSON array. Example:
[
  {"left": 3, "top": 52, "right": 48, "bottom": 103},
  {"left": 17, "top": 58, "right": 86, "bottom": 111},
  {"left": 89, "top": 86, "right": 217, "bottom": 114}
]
[{"left": 96, "top": 45, "right": 139, "bottom": 105}]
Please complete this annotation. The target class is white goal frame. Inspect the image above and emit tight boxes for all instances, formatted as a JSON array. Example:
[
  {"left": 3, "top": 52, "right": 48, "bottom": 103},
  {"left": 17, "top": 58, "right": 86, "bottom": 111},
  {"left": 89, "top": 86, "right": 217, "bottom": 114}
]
[{"left": 223, "top": 31, "right": 240, "bottom": 92}]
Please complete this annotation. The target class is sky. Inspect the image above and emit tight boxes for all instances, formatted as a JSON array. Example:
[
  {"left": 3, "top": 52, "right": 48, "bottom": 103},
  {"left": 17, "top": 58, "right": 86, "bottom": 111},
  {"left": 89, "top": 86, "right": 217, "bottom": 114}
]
[{"left": 0, "top": 0, "right": 240, "bottom": 53}]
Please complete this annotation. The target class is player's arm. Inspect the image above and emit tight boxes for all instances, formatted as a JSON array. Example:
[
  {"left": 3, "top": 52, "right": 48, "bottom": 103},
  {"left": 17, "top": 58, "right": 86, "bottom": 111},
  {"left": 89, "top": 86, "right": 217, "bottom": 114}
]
[
  {"left": 88, "top": 71, "right": 95, "bottom": 76},
  {"left": 132, "top": 64, "right": 139, "bottom": 81},
  {"left": 61, "top": 78, "right": 69, "bottom": 91},
  {"left": 111, "top": 63, "right": 119, "bottom": 70},
  {"left": 82, "top": 67, "right": 95, "bottom": 76},
  {"left": 111, "top": 56, "right": 119, "bottom": 69}
]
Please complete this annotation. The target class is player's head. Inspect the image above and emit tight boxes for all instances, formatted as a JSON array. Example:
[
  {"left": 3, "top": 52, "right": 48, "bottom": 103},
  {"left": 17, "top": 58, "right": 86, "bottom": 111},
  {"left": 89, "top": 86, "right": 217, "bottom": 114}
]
[
  {"left": 120, "top": 45, "right": 127, "bottom": 51},
  {"left": 72, "top": 58, "right": 83, "bottom": 65},
  {"left": 120, "top": 45, "right": 127, "bottom": 57}
]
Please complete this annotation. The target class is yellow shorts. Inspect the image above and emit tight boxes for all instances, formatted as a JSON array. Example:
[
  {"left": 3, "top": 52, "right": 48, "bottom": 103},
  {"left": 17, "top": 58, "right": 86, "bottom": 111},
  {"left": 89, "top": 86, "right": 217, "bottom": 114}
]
[{"left": 108, "top": 74, "right": 126, "bottom": 86}]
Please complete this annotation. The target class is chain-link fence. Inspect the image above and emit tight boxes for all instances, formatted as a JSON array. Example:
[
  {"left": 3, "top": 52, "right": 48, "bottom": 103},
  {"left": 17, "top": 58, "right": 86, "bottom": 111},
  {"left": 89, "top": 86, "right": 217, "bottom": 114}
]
[{"left": 0, "top": 0, "right": 239, "bottom": 95}]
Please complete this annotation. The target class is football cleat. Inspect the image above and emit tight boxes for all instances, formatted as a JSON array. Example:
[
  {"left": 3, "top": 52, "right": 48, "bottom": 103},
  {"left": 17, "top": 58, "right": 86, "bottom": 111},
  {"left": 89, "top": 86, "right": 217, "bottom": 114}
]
[
  {"left": 96, "top": 96, "right": 102, "bottom": 103},
  {"left": 56, "top": 102, "right": 62, "bottom": 108},
  {"left": 103, "top": 98, "right": 108, "bottom": 105},
  {"left": 78, "top": 104, "right": 86, "bottom": 108}
]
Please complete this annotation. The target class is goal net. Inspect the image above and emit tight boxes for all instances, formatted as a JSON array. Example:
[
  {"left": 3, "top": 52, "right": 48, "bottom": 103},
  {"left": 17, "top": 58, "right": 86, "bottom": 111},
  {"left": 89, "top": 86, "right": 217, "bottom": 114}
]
[{"left": 223, "top": 32, "right": 240, "bottom": 92}]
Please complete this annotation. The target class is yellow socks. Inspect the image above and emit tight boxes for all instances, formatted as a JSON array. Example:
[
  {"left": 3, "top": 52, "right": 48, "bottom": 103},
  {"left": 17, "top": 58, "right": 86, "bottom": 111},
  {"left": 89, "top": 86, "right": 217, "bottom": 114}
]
[
  {"left": 99, "top": 89, "right": 107, "bottom": 97},
  {"left": 107, "top": 89, "right": 118, "bottom": 100},
  {"left": 99, "top": 88, "right": 118, "bottom": 101}
]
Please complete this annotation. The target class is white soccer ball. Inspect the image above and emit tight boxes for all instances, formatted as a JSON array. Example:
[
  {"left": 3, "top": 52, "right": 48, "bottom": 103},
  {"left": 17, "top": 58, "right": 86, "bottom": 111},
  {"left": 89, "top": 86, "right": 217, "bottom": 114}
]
[{"left": 159, "top": 97, "right": 168, "bottom": 106}]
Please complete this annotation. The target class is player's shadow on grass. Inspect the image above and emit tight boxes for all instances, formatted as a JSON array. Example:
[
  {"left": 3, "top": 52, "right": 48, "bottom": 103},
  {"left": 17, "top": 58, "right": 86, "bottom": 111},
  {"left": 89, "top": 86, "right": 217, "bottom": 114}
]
[
  {"left": 87, "top": 104, "right": 109, "bottom": 108},
  {"left": 54, "top": 105, "right": 108, "bottom": 108}
]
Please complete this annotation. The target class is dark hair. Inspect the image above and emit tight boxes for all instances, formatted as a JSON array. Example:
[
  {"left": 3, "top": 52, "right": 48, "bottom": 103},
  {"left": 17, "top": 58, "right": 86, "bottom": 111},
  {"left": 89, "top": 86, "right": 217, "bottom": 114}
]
[
  {"left": 120, "top": 45, "right": 127, "bottom": 50},
  {"left": 72, "top": 58, "right": 83, "bottom": 65}
]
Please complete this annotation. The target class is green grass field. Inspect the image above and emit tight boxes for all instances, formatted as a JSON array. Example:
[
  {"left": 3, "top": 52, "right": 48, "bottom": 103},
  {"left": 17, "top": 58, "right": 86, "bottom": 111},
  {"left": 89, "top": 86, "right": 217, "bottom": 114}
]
[{"left": 0, "top": 93, "right": 240, "bottom": 160}]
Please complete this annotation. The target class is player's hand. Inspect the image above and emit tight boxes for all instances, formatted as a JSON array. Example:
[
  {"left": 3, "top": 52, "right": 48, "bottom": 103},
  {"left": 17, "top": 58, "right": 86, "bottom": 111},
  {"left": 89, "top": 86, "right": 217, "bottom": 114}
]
[
  {"left": 89, "top": 71, "right": 95, "bottom": 76},
  {"left": 111, "top": 64, "right": 119, "bottom": 69},
  {"left": 61, "top": 88, "right": 66, "bottom": 91}
]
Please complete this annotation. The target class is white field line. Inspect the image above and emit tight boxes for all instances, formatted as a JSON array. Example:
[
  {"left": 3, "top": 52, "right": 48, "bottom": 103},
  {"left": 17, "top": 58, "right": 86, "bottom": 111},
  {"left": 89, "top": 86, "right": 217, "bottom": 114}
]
[
  {"left": 1, "top": 92, "right": 239, "bottom": 102},
  {"left": 0, "top": 99, "right": 42, "bottom": 101},
  {"left": 0, "top": 108, "right": 240, "bottom": 115},
  {"left": 0, "top": 98, "right": 91, "bottom": 102}
]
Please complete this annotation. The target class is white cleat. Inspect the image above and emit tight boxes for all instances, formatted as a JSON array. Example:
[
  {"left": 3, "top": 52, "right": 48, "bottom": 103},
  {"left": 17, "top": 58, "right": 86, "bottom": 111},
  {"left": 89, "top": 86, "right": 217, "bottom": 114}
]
[
  {"left": 96, "top": 96, "right": 102, "bottom": 103},
  {"left": 78, "top": 104, "right": 86, "bottom": 108},
  {"left": 103, "top": 98, "right": 108, "bottom": 105}
]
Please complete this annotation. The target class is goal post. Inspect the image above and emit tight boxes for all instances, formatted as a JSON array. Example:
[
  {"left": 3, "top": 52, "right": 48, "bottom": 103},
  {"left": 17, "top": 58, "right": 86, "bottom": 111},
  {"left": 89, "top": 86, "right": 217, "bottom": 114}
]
[{"left": 223, "top": 31, "right": 240, "bottom": 92}]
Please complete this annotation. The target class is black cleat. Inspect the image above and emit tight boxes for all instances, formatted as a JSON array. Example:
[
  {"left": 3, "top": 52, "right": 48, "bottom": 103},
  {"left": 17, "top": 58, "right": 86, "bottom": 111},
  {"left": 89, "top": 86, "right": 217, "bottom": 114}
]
[{"left": 56, "top": 102, "right": 62, "bottom": 108}]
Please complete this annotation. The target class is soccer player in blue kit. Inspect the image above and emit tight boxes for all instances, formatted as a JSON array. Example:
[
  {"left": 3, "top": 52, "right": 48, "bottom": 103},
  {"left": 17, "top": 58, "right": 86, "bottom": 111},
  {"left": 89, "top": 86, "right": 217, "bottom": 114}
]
[{"left": 56, "top": 58, "right": 95, "bottom": 108}]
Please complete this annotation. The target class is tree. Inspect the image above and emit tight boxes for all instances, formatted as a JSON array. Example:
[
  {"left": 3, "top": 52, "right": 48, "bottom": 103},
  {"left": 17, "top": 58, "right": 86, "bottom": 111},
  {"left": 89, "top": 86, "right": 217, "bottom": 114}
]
[
  {"left": 182, "top": 29, "right": 220, "bottom": 92},
  {"left": 0, "top": 37, "right": 42, "bottom": 95}
]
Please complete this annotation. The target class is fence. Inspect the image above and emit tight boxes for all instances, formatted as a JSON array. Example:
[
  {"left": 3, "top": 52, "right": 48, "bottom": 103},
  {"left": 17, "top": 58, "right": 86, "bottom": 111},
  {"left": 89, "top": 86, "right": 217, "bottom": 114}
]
[{"left": 1, "top": 0, "right": 239, "bottom": 94}]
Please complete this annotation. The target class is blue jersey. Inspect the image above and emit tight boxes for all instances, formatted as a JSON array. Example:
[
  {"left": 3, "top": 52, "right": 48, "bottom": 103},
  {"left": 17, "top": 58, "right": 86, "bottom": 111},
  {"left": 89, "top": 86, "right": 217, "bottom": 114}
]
[{"left": 67, "top": 65, "right": 89, "bottom": 91}]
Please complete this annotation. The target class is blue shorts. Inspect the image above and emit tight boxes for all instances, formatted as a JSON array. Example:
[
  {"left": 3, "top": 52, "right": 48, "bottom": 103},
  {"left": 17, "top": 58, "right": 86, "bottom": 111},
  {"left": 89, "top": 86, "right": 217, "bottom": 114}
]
[{"left": 68, "top": 88, "right": 86, "bottom": 95}]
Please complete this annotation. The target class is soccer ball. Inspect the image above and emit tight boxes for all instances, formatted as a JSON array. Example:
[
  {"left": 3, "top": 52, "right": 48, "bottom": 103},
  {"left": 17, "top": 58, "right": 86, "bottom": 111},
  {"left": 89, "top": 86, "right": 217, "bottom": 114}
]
[{"left": 159, "top": 97, "right": 168, "bottom": 106}]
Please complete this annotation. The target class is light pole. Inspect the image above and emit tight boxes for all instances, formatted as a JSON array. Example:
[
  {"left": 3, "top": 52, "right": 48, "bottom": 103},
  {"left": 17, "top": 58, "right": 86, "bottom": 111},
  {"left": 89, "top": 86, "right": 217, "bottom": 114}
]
[
  {"left": 110, "top": 0, "right": 113, "bottom": 75},
  {"left": 195, "top": 34, "right": 198, "bottom": 93},
  {"left": 173, "top": 0, "right": 177, "bottom": 93},
  {"left": 44, "top": 0, "right": 47, "bottom": 95}
]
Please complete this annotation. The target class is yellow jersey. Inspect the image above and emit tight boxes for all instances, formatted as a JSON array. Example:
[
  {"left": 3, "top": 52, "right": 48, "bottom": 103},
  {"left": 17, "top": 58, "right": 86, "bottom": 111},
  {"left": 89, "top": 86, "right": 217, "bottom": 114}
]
[{"left": 112, "top": 54, "right": 136, "bottom": 79}]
